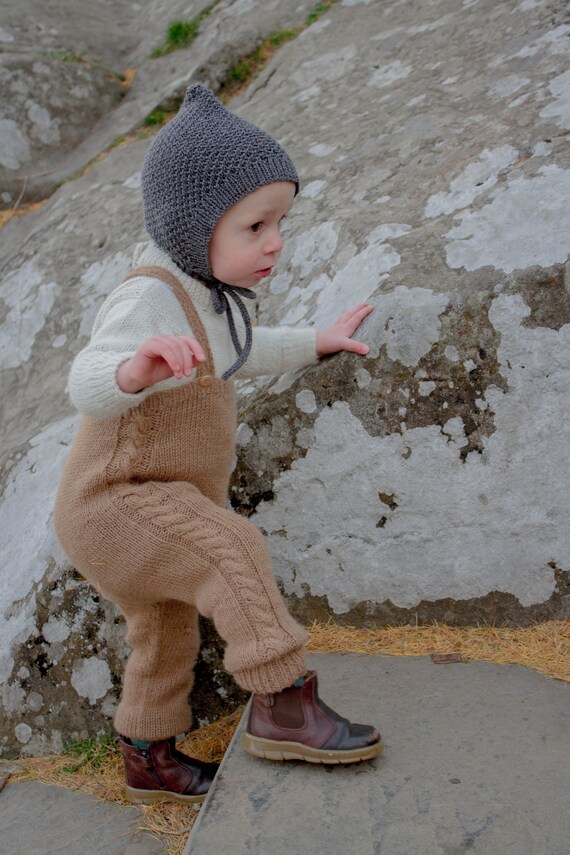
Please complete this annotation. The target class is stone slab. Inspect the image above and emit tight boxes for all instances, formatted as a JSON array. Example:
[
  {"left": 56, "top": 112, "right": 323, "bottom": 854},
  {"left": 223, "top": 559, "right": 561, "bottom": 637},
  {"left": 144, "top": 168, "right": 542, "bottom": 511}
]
[
  {"left": 184, "top": 653, "right": 570, "bottom": 854},
  {"left": 0, "top": 780, "right": 165, "bottom": 854}
]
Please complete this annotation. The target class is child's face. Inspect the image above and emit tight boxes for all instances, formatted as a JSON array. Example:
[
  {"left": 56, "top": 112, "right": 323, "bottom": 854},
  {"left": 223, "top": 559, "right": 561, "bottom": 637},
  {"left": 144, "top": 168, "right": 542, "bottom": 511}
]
[{"left": 208, "top": 181, "right": 296, "bottom": 288}]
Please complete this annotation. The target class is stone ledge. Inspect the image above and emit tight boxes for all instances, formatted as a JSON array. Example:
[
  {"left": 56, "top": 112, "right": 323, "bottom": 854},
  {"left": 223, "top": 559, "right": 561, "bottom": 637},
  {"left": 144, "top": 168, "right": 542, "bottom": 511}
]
[{"left": 184, "top": 652, "right": 570, "bottom": 855}]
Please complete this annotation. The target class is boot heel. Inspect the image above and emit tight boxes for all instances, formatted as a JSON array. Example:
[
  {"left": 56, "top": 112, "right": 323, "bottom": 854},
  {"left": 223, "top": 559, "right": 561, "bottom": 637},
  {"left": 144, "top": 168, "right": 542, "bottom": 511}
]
[
  {"left": 125, "top": 785, "right": 168, "bottom": 805},
  {"left": 242, "top": 732, "right": 289, "bottom": 761}
]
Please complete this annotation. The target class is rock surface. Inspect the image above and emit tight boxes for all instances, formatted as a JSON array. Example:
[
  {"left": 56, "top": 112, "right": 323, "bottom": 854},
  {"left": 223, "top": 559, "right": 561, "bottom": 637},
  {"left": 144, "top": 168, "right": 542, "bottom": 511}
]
[
  {"left": 0, "top": 779, "right": 166, "bottom": 853},
  {"left": 233, "top": 0, "right": 570, "bottom": 624},
  {"left": 185, "top": 653, "right": 570, "bottom": 855},
  {"left": 1, "top": 0, "right": 570, "bottom": 756},
  {"left": 0, "top": 0, "right": 319, "bottom": 205}
]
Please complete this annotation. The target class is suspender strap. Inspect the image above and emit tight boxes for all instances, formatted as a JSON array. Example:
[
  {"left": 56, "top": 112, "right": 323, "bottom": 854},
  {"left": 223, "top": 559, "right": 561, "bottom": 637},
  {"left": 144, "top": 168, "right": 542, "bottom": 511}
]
[{"left": 122, "top": 265, "right": 215, "bottom": 378}]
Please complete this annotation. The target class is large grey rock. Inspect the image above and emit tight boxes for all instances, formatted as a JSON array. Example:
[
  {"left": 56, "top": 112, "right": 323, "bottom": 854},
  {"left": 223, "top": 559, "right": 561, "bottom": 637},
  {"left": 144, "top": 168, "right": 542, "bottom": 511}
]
[
  {"left": 1, "top": 0, "right": 570, "bottom": 757},
  {"left": 230, "top": 0, "right": 570, "bottom": 625},
  {"left": 0, "top": 0, "right": 319, "bottom": 206}
]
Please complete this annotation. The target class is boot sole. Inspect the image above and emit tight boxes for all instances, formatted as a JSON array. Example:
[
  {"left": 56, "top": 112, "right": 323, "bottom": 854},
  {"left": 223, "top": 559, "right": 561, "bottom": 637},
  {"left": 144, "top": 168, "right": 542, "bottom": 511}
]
[
  {"left": 242, "top": 733, "right": 383, "bottom": 765},
  {"left": 124, "top": 785, "right": 206, "bottom": 806}
]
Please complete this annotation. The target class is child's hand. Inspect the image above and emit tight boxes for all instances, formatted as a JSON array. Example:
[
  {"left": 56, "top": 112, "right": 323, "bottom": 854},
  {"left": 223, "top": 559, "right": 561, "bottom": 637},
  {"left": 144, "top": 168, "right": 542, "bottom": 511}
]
[
  {"left": 316, "top": 303, "right": 373, "bottom": 358},
  {"left": 117, "top": 335, "right": 206, "bottom": 393}
]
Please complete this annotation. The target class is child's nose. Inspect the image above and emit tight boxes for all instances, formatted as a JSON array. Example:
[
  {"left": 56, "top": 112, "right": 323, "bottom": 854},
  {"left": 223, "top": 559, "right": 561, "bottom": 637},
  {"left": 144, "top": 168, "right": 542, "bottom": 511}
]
[{"left": 264, "top": 228, "right": 283, "bottom": 255}]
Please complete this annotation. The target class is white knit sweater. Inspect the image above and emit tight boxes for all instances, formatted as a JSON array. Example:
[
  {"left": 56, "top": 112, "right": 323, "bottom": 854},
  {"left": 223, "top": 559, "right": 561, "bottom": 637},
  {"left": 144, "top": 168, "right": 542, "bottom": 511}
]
[{"left": 69, "top": 242, "right": 318, "bottom": 418}]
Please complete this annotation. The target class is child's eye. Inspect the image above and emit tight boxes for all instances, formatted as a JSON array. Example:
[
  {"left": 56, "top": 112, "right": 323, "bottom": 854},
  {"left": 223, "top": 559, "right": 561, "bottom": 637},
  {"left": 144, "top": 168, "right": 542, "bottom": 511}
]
[{"left": 250, "top": 222, "right": 263, "bottom": 233}]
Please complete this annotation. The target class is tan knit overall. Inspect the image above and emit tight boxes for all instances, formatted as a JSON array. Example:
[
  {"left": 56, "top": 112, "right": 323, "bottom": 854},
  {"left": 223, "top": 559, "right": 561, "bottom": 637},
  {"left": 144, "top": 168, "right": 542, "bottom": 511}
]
[{"left": 54, "top": 266, "right": 307, "bottom": 741}]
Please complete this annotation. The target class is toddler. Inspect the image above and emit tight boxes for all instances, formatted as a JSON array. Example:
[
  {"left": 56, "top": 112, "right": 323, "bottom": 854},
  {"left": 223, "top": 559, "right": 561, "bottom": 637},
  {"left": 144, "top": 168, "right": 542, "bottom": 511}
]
[{"left": 54, "top": 84, "right": 382, "bottom": 806}]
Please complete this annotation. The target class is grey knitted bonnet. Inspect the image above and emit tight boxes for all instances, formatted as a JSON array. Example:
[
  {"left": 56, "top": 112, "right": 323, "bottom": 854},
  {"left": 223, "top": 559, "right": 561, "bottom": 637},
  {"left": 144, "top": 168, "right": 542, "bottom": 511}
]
[{"left": 141, "top": 84, "right": 299, "bottom": 378}]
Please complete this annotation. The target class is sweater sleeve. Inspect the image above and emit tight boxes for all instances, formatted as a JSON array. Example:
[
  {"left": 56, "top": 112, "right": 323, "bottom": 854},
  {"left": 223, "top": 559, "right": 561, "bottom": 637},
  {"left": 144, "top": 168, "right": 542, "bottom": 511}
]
[
  {"left": 234, "top": 325, "right": 318, "bottom": 379},
  {"left": 68, "top": 291, "right": 192, "bottom": 418}
]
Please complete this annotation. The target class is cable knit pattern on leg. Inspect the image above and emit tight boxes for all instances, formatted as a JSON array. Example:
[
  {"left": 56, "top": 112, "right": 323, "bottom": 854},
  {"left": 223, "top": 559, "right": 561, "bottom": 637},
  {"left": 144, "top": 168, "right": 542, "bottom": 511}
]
[{"left": 117, "top": 482, "right": 307, "bottom": 693}]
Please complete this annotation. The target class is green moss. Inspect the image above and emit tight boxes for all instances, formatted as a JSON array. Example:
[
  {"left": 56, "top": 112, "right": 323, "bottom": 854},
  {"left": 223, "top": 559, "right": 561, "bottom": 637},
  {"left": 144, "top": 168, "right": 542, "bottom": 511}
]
[
  {"left": 268, "top": 29, "right": 297, "bottom": 47},
  {"left": 228, "top": 58, "right": 252, "bottom": 83},
  {"left": 144, "top": 108, "right": 167, "bottom": 126},
  {"left": 223, "top": 31, "right": 298, "bottom": 92},
  {"left": 42, "top": 50, "right": 86, "bottom": 63},
  {"left": 218, "top": 2, "right": 338, "bottom": 100},
  {"left": 151, "top": 4, "right": 215, "bottom": 57},
  {"left": 166, "top": 18, "right": 200, "bottom": 47},
  {"left": 306, "top": 0, "right": 339, "bottom": 26}
]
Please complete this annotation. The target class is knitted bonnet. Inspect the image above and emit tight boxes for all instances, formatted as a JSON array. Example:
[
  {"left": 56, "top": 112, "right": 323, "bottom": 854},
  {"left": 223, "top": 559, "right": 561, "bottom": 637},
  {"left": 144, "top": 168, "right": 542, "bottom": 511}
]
[{"left": 141, "top": 84, "right": 299, "bottom": 378}]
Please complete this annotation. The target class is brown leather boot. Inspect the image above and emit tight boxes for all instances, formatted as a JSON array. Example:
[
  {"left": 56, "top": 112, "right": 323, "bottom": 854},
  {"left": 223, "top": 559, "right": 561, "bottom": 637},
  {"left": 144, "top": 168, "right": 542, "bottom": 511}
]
[
  {"left": 243, "top": 671, "right": 383, "bottom": 764},
  {"left": 116, "top": 736, "right": 219, "bottom": 805}
]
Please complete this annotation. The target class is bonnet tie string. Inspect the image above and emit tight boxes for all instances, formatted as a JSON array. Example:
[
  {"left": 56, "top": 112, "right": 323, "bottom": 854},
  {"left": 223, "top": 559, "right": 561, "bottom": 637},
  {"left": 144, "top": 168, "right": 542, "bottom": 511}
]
[{"left": 209, "top": 282, "right": 257, "bottom": 380}]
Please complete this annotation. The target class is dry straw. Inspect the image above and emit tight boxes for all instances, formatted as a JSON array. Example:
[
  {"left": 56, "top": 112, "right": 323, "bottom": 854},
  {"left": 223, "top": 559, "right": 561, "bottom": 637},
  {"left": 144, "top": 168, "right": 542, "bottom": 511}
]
[
  {"left": 9, "top": 620, "right": 569, "bottom": 853},
  {"left": 307, "top": 619, "right": 570, "bottom": 683}
]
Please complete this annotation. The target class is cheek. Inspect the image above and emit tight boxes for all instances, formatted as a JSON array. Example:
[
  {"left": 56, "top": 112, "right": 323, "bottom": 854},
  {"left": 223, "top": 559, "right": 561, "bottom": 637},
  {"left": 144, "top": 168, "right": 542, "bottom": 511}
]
[
  {"left": 229, "top": 237, "right": 255, "bottom": 266},
  {"left": 208, "top": 234, "right": 228, "bottom": 275}
]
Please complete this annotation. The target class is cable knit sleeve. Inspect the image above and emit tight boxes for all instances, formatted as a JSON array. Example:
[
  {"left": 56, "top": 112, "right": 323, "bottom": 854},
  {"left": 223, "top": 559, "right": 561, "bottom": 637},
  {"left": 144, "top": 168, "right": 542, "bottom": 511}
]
[
  {"left": 234, "top": 325, "right": 318, "bottom": 379},
  {"left": 68, "top": 286, "right": 193, "bottom": 418}
]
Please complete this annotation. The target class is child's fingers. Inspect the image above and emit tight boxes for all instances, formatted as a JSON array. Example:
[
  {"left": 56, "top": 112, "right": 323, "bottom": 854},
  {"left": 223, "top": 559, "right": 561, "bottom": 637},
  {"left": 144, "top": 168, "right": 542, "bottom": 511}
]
[
  {"left": 171, "top": 340, "right": 201, "bottom": 378},
  {"left": 349, "top": 303, "right": 374, "bottom": 321},
  {"left": 156, "top": 340, "right": 187, "bottom": 378},
  {"left": 177, "top": 341, "right": 194, "bottom": 377},
  {"left": 343, "top": 305, "right": 374, "bottom": 335},
  {"left": 337, "top": 303, "right": 373, "bottom": 326},
  {"left": 178, "top": 338, "right": 205, "bottom": 377},
  {"left": 146, "top": 336, "right": 205, "bottom": 378},
  {"left": 182, "top": 337, "right": 206, "bottom": 364},
  {"left": 343, "top": 338, "right": 370, "bottom": 355}
]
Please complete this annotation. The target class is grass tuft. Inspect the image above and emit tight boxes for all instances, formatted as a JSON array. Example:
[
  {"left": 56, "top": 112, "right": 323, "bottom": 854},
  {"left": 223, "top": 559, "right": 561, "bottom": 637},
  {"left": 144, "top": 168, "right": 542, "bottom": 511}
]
[
  {"left": 306, "top": 0, "right": 339, "bottom": 26},
  {"left": 144, "top": 107, "right": 168, "bottom": 126},
  {"left": 151, "top": 4, "right": 215, "bottom": 57},
  {"left": 42, "top": 50, "right": 86, "bottom": 63},
  {"left": 218, "top": 2, "right": 339, "bottom": 101},
  {"left": 268, "top": 29, "right": 298, "bottom": 47},
  {"left": 220, "top": 29, "right": 299, "bottom": 101},
  {"left": 61, "top": 732, "right": 117, "bottom": 773},
  {"left": 166, "top": 19, "right": 200, "bottom": 48}
]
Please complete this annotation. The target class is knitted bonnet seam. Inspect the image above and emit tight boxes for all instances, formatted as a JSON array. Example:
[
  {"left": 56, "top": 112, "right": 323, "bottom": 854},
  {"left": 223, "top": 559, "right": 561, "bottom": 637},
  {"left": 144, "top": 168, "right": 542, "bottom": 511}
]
[{"left": 141, "top": 84, "right": 299, "bottom": 379}]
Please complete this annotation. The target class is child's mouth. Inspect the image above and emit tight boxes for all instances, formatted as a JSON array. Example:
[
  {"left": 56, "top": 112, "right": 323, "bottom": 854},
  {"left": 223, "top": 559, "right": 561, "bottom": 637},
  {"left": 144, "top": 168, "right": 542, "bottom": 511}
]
[{"left": 255, "top": 267, "right": 273, "bottom": 277}]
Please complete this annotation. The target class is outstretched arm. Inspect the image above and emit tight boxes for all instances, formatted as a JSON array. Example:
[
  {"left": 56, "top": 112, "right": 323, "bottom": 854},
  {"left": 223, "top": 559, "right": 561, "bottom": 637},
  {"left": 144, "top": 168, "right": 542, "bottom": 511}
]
[{"left": 316, "top": 303, "right": 373, "bottom": 357}]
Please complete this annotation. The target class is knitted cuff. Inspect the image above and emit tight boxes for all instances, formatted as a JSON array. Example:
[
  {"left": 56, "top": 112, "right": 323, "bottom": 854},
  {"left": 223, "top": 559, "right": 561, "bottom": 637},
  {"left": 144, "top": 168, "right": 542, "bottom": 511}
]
[
  {"left": 232, "top": 646, "right": 307, "bottom": 695},
  {"left": 114, "top": 704, "right": 192, "bottom": 742}
]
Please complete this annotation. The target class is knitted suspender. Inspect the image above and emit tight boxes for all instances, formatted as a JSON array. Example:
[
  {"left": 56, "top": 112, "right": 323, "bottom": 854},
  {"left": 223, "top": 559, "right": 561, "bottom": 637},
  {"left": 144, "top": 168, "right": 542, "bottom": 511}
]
[{"left": 122, "top": 265, "right": 215, "bottom": 379}]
